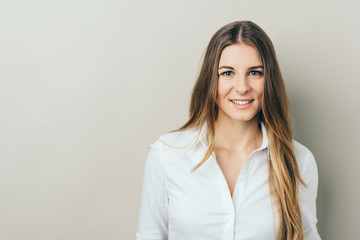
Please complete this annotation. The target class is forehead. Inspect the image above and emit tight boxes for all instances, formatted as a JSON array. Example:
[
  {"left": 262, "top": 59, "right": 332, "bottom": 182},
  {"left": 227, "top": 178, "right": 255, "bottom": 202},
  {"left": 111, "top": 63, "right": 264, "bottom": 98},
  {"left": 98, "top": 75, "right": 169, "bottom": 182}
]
[{"left": 218, "top": 43, "right": 263, "bottom": 67}]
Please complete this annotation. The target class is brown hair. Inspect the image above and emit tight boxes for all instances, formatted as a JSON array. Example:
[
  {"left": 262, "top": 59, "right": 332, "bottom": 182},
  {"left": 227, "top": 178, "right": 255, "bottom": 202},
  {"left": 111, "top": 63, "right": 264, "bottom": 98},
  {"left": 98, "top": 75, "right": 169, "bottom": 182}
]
[{"left": 171, "top": 21, "right": 307, "bottom": 239}]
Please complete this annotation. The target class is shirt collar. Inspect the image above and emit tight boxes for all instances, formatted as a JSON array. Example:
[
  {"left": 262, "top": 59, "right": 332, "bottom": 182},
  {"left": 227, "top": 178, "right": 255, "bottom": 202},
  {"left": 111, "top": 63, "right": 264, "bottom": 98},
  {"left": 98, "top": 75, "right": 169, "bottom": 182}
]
[
  {"left": 259, "top": 120, "right": 269, "bottom": 151},
  {"left": 198, "top": 120, "right": 270, "bottom": 159}
]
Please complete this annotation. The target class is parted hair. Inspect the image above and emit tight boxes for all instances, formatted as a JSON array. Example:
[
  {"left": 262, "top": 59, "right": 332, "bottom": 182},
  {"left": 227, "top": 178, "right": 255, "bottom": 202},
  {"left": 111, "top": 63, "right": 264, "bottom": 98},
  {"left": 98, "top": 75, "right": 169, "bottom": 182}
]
[{"left": 172, "top": 21, "right": 307, "bottom": 240}]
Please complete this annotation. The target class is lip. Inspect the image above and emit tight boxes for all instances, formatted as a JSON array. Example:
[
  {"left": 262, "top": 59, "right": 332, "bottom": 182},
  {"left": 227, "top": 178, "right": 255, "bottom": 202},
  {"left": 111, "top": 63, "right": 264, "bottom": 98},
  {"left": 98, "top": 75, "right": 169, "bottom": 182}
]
[
  {"left": 231, "top": 99, "right": 253, "bottom": 101},
  {"left": 230, "top": 99, "right": 254, "bottom": 110}
]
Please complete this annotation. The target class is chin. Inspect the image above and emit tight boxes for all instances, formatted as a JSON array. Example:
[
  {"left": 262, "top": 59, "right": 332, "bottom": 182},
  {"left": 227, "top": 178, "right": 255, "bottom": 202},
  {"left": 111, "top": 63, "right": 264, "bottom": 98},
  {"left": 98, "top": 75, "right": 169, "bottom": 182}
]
[
  {"left": 230, "top": 113, "right": 261, "bottom": 122},
  {"left": 217, "top": 107, "right": 262, "bottom": 123}
]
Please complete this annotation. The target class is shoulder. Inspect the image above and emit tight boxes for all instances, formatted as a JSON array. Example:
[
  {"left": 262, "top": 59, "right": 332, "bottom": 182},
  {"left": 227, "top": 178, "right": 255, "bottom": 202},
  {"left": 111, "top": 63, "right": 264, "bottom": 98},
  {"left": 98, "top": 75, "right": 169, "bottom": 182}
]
[
  {"left": 292, "top": 139, "right": 318, "bottom": 184},
  {"left": 150, "top": 126, "right": 201, "bottom": 151},
  {"left": 293, "top": 141, "right": 320, "bottom": 239}
]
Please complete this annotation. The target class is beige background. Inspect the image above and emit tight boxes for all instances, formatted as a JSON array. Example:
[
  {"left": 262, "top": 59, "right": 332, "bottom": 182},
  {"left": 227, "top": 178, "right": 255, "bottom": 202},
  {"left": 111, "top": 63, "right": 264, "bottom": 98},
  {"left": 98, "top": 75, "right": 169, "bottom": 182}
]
[{"left": 1, "top": 0, "right": 359, "bottom": 239}]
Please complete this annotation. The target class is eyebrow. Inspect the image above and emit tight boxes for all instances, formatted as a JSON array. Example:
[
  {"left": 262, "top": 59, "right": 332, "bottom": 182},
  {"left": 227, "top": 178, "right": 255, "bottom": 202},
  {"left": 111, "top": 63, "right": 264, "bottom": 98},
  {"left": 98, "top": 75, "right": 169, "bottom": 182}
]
[{"left": 218, "top": 65, "right": 264, "bottom": 70}]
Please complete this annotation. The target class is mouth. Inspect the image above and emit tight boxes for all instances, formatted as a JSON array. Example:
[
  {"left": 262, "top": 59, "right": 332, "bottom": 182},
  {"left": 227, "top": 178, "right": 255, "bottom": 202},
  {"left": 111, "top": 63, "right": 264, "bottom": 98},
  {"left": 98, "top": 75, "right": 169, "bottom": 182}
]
[{"left": 230, "top": 99, "right": 254, "bottom": 105}]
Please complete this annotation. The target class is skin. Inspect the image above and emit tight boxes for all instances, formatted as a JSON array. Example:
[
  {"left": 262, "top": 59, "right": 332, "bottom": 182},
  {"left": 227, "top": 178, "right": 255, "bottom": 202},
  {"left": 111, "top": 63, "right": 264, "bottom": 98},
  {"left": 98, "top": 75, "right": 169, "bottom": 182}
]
[{"left": 214, "top": 43, "right": 265, "bottom": 197}]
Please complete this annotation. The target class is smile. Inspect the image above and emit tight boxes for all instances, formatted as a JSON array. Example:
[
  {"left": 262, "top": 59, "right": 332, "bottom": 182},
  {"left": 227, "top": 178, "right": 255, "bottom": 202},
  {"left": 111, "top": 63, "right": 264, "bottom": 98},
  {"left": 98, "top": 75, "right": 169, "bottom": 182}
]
[{"left": 231, "top": 99, "right": 254, "bottom": 105}]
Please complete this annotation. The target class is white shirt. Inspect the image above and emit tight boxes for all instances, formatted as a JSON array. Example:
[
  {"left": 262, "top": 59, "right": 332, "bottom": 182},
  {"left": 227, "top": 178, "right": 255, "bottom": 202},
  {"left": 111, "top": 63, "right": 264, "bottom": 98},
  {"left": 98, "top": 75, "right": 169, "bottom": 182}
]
[{"left": 136, "top": 121, "right": 321, "bottom": 240}]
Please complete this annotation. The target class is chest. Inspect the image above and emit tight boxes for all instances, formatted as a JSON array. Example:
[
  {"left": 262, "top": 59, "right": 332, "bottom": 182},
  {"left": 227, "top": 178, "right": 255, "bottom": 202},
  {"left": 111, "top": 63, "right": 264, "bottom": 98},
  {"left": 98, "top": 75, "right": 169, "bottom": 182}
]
[
  {"left": 214, "top": 150, "right": 250, "bottom": 197},
  {"left": 164, "top": 149, "right": 278, "bottom": 239}
]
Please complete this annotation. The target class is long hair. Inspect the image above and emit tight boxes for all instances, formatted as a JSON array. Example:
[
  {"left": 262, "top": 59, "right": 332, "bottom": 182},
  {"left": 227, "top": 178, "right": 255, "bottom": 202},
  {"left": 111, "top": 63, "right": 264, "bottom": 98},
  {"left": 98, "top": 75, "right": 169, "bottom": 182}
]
[{"left": 172, "top": 21, "right": 307, "bottom": 239}]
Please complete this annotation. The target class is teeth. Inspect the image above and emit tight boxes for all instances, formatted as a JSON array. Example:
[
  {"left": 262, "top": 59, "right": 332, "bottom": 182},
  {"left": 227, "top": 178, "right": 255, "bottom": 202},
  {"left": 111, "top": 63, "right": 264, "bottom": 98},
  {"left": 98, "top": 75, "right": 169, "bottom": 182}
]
[{"left": 231, "top": 100, "right": 252, "bottom": 105}]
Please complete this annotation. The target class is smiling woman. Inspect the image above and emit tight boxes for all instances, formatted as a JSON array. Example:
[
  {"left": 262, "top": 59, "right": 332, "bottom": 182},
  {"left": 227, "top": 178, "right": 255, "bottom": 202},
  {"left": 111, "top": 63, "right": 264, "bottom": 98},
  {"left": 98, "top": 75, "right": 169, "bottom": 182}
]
[
  {"left": 136, "top": 21, "right": 321, "bottom": 240},
  {"left": 217, "top": 44, "right": 265, "bottom": 122}
]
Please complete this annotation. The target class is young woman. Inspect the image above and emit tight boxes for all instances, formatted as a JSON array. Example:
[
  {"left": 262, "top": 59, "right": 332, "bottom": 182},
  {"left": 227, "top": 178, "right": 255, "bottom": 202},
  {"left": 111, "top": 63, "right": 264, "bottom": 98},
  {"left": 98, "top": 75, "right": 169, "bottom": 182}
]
[{"left": 136, "top": 21, "right": 321, "bottom": 240}]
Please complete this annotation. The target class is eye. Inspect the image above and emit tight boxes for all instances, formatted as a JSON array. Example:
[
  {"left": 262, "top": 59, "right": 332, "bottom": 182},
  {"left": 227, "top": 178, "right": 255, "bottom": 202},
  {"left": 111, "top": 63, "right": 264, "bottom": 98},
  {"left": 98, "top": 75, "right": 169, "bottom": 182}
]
[
  {"left": 249, "top": 70, "right": 263, "bottom": 76},
  {"left": 220, "top": 71, "right": 234, "bottom": 77}
]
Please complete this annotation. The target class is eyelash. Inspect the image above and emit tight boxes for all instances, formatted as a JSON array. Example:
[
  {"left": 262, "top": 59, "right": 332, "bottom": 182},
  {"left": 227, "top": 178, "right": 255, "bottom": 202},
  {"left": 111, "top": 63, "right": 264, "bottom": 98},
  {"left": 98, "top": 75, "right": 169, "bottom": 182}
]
[
  {"left": 220, "top": 71, "right": 234, "bottom": 76},
  {"left": 249, "top": 70, "right": 263, "bottom": 76},
  {"left": 220, "top": 70, "right": 263, "bottom": 77}
]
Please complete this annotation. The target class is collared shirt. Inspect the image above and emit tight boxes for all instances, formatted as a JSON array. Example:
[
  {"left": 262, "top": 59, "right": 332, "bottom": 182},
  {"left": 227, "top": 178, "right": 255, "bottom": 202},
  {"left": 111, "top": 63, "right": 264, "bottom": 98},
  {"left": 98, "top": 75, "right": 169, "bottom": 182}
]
[{"left": 136, "top": 121, "right": 321, "bottom": 240}]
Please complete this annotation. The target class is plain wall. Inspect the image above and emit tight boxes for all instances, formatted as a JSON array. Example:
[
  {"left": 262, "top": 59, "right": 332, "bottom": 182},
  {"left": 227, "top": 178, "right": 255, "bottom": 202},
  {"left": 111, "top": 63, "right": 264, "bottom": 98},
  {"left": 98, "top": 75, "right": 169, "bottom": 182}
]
[{"left": 1, "top": 0, "right": 359, "bottom": 239}]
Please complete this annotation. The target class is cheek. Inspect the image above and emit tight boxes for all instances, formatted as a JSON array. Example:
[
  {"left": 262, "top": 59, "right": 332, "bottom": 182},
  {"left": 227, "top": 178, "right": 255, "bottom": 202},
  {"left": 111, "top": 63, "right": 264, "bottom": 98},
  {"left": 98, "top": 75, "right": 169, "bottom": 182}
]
[
  {"left": 216, "top": 83, "right": 222, "bottom": 104},
  {"left": 258, "top": 82, "right": 265, "bottom": 107},
  {"left": 257, "top": 80, "right": 265, "bottom": 96},
  {"left": 217, "top": 81, "right": 231, "bottom": 97}
]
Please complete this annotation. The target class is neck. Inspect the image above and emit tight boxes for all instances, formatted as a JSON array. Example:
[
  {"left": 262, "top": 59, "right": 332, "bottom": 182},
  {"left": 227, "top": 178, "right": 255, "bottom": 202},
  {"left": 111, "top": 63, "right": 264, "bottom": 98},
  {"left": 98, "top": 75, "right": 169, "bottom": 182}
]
[{"left": 214, "top": 115, "right": 262, "bottom": 152}]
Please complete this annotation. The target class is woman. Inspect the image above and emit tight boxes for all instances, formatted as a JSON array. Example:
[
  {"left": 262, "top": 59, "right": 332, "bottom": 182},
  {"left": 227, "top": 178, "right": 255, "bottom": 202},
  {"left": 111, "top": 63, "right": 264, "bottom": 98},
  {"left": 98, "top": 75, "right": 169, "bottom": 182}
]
[{"left": 136, "top": 21, "right": 321, "bottom": 240}]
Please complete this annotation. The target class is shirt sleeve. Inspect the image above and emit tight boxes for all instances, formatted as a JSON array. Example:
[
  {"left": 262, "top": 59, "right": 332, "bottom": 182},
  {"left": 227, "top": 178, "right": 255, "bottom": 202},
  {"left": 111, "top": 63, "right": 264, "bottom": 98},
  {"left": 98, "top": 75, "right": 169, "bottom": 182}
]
[
  {"left": 300, "top": 149, "right": 321, "bottom": 240},
  {"left": 136, "top": 141, "right": 169, "bottom": 240}
]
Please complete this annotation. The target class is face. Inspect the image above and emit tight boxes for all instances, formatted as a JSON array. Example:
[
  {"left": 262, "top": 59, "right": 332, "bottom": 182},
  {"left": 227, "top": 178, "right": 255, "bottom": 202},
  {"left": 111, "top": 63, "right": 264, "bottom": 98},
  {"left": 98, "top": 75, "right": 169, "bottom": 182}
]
[{"left": 216, "top": 43, "right": 265, "bottom": 123}]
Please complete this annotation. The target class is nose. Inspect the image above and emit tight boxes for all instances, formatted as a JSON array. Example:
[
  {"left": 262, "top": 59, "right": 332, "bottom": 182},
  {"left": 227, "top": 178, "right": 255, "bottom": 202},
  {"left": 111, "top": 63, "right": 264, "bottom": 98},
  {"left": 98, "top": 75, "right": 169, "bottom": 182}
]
[{"left": 234, "top": 74, "right": 250, "bottom": 94}]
